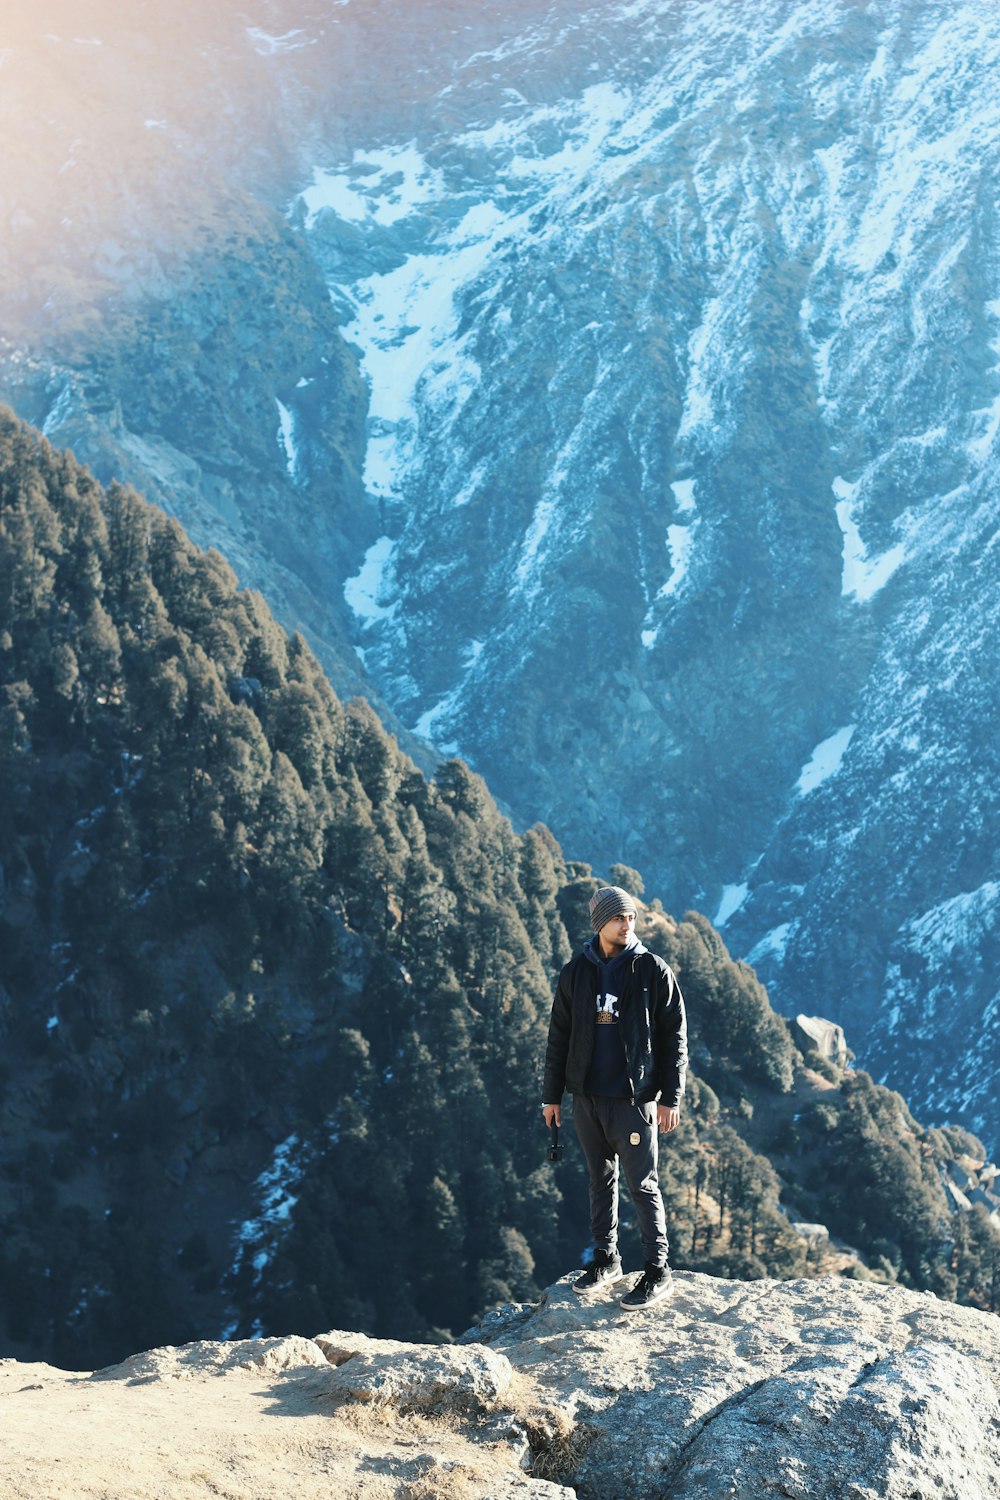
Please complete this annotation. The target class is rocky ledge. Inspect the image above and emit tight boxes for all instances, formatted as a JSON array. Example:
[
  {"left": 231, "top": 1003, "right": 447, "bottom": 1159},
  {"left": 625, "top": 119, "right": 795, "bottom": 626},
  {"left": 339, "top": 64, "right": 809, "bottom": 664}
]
[{"left": 1, "top": 1273, "right": 998, "bottom": 1499}]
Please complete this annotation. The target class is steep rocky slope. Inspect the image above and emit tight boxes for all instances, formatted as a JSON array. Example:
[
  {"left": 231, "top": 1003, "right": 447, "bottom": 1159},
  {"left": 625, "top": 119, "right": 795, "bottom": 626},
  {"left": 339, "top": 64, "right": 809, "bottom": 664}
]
[
  {"left": 3, "top": 210, "right": 376, "bottom": 697},
  {"left": 2, "top": 1273, "right": 999, "bottom": 1499},
  {"left": 292, "top": 0, "right": 1000, "bottom": 1148},
  {"left": 6, "top": 413, "right": 998, "bottom": 1374}
]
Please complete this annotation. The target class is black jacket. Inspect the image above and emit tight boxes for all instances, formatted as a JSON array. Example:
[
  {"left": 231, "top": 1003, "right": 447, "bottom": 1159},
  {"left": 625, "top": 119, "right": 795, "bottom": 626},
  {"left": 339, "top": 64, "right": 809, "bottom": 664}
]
[{"left": 542, "top": 939, "right": 688, "bottom": 1107}]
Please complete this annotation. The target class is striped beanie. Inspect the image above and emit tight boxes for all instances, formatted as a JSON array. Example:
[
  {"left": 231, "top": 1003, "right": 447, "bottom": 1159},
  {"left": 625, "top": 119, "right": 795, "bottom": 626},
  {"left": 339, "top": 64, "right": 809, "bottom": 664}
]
[{"left": 589, "top": 885, "right": 637, "bottom": 932}]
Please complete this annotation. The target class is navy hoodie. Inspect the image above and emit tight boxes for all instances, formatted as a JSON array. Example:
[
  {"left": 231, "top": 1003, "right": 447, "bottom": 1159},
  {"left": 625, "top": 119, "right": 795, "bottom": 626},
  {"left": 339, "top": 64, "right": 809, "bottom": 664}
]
[{"left": 581, "top": 934, "right": 635, "bottom": 1097}]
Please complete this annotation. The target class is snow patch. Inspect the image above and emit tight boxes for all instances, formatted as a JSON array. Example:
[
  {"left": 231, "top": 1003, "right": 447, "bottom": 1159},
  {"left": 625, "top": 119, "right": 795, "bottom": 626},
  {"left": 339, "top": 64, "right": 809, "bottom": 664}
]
[
  {"left": 903, "top": 882, "right": 1000, "bottom": 961},
  {"left": 659, "top": 524, "right": 694, "bottom": 597},
  {"left": 671, "top": 478, "right": 697, "bottom": 514},
  {"left": 345, "top": 536, "right": 396, "bottom": 623},
  {"left": 967, "top": 298, "right": 1000, "bottom": 464},
  {"left": 506, "top": 82, "right": 632, "bottom": 183},
  {"left": 833, "top": 477, "right": 906, "bottom": 601},
  {"left": 341, "top": 221, "right": 500, "bottom": 496},
  {"left": 866, "top": 43, "right": 888, "bottom": 86},
  {"left": 513, "top": 363, "right": 611, "bottom": 596},
  {"left": 714, "top": 883, "right": 748, "bottom": 928},
  {"left": 796, "top": 725, "right": 856, "bottom": 797},
  {"left": 678, "top": 299, "right": 725, "bottom": 439},
  {"left": 230, "top": 1134, "right": 313, "bottom": 1287},
  {"left": 452, "top": 461, "right": 488, "bottom": 508},
  {"left": 299, "top": 144, "right": 445, "bottom": 231},
  {"left": 747, "top": 923, "right": 795, "bottom": 965},
  {"left": 642, "top": 521, "right": 697, "bottom": 646},
  {"left": 43, "top": 383, "right": 74, "bottom": 438},
  {"left": 235, "top": 1134, "right": 305, "bottom": 1242},
  {"left": 412, "top": 685, "right": 462, "bottom": 750},
  {"left": 275, "top": 400, "right": 299, "bottom": 481},
  {"left": 515, "top": 494, "right": 560, "bottom": 589}
]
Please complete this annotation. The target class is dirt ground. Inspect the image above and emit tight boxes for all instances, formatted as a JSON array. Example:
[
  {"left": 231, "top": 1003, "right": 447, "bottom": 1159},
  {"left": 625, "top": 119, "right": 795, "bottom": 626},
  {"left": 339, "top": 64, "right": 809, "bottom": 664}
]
[{"left": 0, "top": 1350, "right": 535, "bottom": 1500}]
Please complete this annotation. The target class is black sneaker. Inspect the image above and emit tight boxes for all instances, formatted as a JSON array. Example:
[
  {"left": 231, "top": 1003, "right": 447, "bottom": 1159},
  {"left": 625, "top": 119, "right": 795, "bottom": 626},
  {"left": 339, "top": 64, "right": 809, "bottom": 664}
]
[
  {"left": 572, "top": 1253, "right": 624, "bottom": 1295},
  {"left": 620, "top": 1263, "right": 673, "bottom": 1310}
]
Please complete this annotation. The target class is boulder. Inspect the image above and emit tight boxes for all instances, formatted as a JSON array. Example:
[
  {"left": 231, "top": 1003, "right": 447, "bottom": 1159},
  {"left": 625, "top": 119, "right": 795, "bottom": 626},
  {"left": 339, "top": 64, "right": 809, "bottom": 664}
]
[
  {"left": 461, "top": 1272, "right": 1000, "bottom": 1500},
  {"left": 794, "top": 1013, "right": 849, "bottom": 1065},
  {"left": 319, "top": 1337, "right": 513, "bottom": 1413},
  {"left": 789, "top": 1220, "right": 831, "bottom": 1248}
]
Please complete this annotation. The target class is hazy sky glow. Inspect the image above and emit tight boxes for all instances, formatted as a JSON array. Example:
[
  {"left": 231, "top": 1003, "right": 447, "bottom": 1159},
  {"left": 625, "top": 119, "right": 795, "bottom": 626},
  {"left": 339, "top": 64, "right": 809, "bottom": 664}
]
[{"left": 0, "top": 0, "right": 581, "bottom": 337}]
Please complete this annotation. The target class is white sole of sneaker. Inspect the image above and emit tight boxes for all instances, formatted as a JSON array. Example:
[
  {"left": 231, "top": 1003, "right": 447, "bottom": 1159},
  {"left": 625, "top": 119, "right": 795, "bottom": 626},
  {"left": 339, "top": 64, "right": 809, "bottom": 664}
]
[
  {"left": 572, "top": 1272, "right": 626, "bottom": 1295},
  {"left": 619, "top": 1289, "right": 673, "bottom": 1311}
]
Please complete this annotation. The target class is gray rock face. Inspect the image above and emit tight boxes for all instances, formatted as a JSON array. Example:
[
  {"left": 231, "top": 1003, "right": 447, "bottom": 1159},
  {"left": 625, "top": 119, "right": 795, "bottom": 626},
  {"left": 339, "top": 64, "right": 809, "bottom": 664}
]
[
  {"left": 291, "top": 0, "right": 1000, "bottom": 1151},
  {"left": 463, "top": 1272, "right": 1000, "bottom": 1500},
  {"left": 794, "top": 1014, "right": 849, "bottom": 1065},
  {"left": 669, "top": 1341, "right": 997, "bottom": 1500},
  {"left": 3, "top": 1275, "right": 998, "bottom": 1498}
]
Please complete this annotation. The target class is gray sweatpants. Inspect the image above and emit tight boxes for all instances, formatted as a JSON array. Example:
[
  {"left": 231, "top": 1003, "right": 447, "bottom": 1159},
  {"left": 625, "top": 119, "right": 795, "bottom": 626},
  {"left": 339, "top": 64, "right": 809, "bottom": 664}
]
[{"left": 573, "top": 1093, "right": 669, "bottom": 1269}]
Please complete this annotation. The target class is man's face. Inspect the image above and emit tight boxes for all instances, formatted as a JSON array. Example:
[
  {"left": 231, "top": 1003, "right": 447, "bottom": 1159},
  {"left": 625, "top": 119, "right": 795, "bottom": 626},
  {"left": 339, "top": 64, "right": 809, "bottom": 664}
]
[{"left": 599, "top": 909, "right": 636, "bottom": 950}]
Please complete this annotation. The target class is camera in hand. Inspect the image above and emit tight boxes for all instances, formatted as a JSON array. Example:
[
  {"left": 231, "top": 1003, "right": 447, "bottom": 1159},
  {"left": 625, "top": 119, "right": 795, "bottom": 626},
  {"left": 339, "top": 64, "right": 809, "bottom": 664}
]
[{"left": 547, "top": 1121, "right": 565, "bottom": 1163}]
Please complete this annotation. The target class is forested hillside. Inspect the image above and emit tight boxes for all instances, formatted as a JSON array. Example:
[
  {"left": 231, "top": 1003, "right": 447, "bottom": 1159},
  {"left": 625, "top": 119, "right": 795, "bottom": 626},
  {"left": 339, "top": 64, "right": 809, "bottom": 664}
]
[{"left": 0, "top": 411, "right": 996, "bottom": 1371}]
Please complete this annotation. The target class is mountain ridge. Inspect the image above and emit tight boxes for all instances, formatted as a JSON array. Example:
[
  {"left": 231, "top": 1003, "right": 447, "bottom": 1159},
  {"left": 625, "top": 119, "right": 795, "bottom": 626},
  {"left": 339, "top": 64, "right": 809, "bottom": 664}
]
[
  {"left": 2, "top": 412, "right": 998, "bottom": 1376},
  {"left": 2, "top": 0, "right": 999, "bottom": 1150}
]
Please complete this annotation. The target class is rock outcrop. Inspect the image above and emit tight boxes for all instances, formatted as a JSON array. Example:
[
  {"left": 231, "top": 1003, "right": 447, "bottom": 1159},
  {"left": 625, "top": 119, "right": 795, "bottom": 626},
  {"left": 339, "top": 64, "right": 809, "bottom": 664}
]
[
  {"left": 793, "top": 1014, "right": 850, "bottom": 1066},
  {"left": 3, "top": 1273, "right": 998, "bottom": 1499}
]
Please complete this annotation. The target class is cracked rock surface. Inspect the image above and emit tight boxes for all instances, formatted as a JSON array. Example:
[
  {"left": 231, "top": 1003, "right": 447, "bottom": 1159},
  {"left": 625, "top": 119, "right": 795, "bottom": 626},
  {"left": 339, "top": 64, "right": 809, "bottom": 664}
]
[
  {"left": 1, "top": 1273, "right": 998, "bottom": 1498},
  {"left": 465, "top": 1271, "right": 1000, "bottom": 1500}
]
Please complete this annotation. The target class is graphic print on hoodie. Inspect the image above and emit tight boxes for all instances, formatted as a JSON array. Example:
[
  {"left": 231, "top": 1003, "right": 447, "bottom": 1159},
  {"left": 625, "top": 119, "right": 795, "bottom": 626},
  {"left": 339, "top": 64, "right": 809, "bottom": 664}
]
[{"left": 582, "top": 937, "right": 633, "bottom": 1097}]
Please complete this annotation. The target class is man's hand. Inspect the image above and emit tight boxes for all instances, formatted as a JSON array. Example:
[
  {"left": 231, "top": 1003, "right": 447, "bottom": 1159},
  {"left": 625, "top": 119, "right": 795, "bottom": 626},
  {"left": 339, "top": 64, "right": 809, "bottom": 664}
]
[
  {"left": 542, "top": 1104, "right": 562, "bottom": 1129},
  {"left": 657, "top": 1105, "right": 680, "bottom": 1133}
]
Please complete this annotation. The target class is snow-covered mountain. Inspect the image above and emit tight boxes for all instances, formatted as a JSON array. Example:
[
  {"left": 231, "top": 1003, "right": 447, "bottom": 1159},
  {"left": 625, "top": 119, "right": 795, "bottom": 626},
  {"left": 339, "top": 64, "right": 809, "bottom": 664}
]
[
  {"left": 3, "top": 0, "right": 999, "bottom": 1147},
  {"left": 294, "top": 0, "right": 1000, "bottom": 1145}
]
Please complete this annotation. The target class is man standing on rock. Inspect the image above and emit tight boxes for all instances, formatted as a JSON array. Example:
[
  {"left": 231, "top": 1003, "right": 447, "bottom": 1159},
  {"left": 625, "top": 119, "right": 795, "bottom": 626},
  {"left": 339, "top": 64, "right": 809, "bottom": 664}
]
[{"left": 542, "top": 885, "right": 687, "bottom": 1309}]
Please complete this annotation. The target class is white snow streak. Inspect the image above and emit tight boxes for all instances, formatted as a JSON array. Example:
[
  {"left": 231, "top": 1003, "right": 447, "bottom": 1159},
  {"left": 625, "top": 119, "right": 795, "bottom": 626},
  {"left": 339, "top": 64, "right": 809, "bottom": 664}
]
[
  {"left": 229, "top": 1134, "right": 314, "bottom": 1296},
  {"left": 661, "top": 524, "right": 694, "bottom": 596},
  {"left": 299, "top": 145, "right": 445, "bottom": 231},
  {"left": 833, "top": 477, "right": 906, "bottom": 601},
  {"left": 671, "top": 478, "right": 697, "bottom": 514},
  {"left": 968, "top": 298, "right": 1000, "bottom": 464},
  {"left": 747, "top": 922, "right": 795, "bottom": 965},
  {"left": 714, "top": 883, "right": 748, "bottom": 928},
  {"left": 412, "top": 687, "right": 461, "bottom": 753},
  {"left": 677, "top": 298, "right": 725, "bottom": 439},
  {"left": 333, "top": 191, "right": 511, "bottom": 498},
  {"left": 275, "top": 400, "right": 299, "bottom": 481},
  {"left": 344, "top": 536, "right": 396, "bottom": 622},
  {"left": 246, "top": 27, "right": 316, "bottom": 55},
  {"left": 642, "top": 525, "right": 697, "bottom": 647},
  {"left": 642, "top": 517, "right": 697, "bottom": 647},
  {"left": 903, "top": 882, "right": 1000, "bottom": 960},
  {"left": 514, "top": 363, "right": 611, "bottom": 595},
  {"left": 796, "top": 725, "right": 855, "bottom": 797}
]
